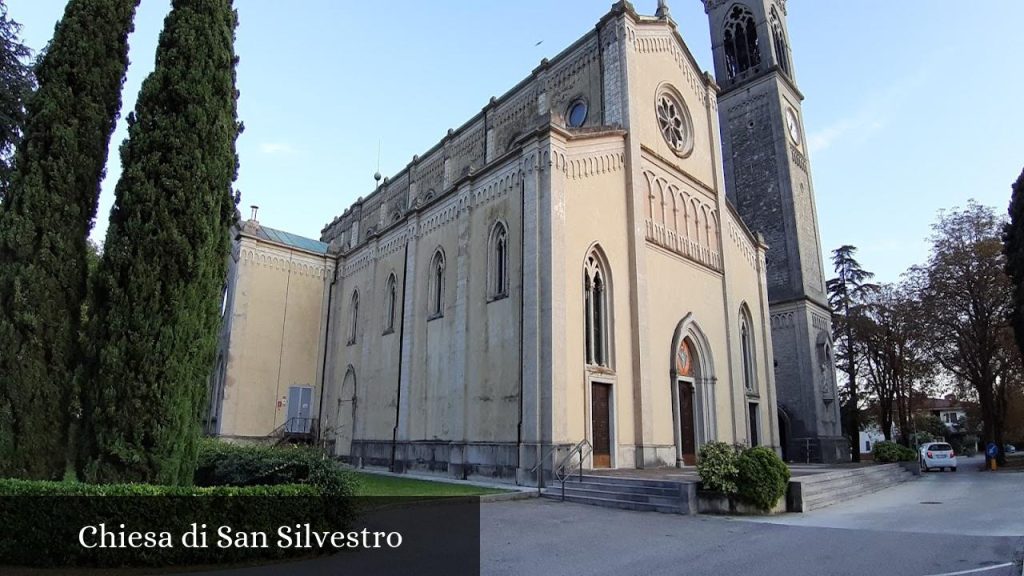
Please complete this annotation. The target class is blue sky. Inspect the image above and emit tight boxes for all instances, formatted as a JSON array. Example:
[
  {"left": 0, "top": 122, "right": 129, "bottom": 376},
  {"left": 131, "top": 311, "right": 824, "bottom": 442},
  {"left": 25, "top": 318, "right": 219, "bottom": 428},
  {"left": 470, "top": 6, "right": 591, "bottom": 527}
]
[{"left": 10, "top": 1, "right": 1024, "bottom": 283}]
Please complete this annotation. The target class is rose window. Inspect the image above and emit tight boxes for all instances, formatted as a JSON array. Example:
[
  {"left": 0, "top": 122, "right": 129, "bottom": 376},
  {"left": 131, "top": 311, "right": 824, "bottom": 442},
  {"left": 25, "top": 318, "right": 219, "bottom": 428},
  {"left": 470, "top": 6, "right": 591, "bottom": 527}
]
[{"left": 656, "top": 88, "right": 693, "bottom": 157}]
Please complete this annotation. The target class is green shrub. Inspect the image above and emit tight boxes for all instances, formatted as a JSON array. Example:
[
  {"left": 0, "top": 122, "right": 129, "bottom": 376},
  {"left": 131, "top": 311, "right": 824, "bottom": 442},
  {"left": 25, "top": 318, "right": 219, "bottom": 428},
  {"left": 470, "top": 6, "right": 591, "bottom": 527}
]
[
  {"left": 194, "top": 439, "right": 355, "bottom": 497},
  {"left": 872, "top": 441, "right": 917, "bottom": 463},
  {"left": 735, "top": 446, "right": 790, "bottom": 512},
  {"left": 697, "top": 441, "right": 740, "bottom": 494},
  {"left": 961, "top": 435, "right": 979, "bottom": 456}
]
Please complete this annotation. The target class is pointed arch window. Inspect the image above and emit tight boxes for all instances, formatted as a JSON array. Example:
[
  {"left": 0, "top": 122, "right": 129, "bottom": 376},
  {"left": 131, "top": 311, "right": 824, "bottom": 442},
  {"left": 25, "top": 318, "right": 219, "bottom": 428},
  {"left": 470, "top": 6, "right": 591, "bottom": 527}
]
[
  {"left": 740, "top": 307, "right": 757, "bottom": 393},
  {"left": 384, "top": 273, "right": 397, "bottom": 334},
  {"left": 584, "top": 250, "right": 611, "bottom": 367},
  {"left": 723, "top": 4, "right": 761, "bottom": 81},
  {"left": 428, "top": 249, "right": 445, "bottom": 319},
  {"left": 488, "top": 222, "right": 509, "bottom": 300},
  {"left": 770, "top": 7, "right": 791, "bottom": 77},
  {"left": 347, "top": 290, "right": 359, "bottom": 345}
]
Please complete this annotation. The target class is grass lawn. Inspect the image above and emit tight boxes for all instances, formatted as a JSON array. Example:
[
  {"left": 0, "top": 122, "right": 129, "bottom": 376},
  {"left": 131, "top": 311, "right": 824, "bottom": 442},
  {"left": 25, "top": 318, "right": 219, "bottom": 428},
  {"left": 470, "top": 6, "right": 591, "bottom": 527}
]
[{"left": 349, "top": 471, "right": 510, "bottom": 497}]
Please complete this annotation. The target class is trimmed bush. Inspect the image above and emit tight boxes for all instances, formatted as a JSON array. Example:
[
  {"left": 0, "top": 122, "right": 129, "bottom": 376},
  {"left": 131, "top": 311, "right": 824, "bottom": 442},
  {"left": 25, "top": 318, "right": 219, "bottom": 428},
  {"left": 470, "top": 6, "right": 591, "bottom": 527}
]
[
  {"left": 872, "top": 441, "right": 917, "bottom": 463},
  {"left": 697, "top": 441, "right": 740, "bottom": 494},
  {"left": 194, "top": 439, "right": 355, "bottom": 497},
  {"left": 735, "top": 446, "right": 790, "bottom": 512},
  {"left": 0, "top": 442, "right": 358, "bottom": 568},
  {"left": 0, "top": 478, "right": 351, "bottom": 568}
]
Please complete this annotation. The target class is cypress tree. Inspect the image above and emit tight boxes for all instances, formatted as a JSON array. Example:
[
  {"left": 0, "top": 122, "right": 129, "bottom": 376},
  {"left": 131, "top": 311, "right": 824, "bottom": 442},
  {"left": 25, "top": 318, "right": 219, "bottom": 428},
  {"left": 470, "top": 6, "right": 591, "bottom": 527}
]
[
  {"left": 1005, "top": 168, "right": 1024, "bottom": 355},
  {"left": 0, "top": 0, "right": 36, "bottom": 196},
  {"left": 81, "top": 0, "right": 240, "bottom": 485},
  {"left": 0, "top": 0, "right": 138, "bottom": 479}
]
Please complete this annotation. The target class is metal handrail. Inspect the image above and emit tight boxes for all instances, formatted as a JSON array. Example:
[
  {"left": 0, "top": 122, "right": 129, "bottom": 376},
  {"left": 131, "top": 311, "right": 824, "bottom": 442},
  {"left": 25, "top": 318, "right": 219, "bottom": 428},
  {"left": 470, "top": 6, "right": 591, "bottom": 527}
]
[
  {"left": 268, "top": 417, "right": 319, "bottom": 444},
  {"left": 529, "top": 439, "right": 593, "bottom": 498},
  {"left": 555, "top": 440, "right": 592, "bottom": 501}
]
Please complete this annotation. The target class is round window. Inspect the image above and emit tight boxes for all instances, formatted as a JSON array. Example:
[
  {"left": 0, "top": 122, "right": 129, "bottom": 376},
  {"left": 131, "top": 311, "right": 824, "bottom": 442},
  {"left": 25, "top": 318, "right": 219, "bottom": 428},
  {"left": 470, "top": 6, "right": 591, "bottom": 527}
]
[
  {"left": 655, "top": 87, "right": 694, "bottom": 157},
  {"left": 566, "top": 100, "right": 588, "bottom": 128}
]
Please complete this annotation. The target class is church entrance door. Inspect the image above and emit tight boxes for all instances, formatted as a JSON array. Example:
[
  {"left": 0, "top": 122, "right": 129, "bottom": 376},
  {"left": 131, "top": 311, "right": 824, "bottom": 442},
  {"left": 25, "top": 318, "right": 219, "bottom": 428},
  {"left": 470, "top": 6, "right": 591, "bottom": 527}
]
[
  {"left": 591, "top": 382, "right": 612, "bottom": 468},
  {"left": 678, "top": 380, "right": 696, "bottom": 465}
]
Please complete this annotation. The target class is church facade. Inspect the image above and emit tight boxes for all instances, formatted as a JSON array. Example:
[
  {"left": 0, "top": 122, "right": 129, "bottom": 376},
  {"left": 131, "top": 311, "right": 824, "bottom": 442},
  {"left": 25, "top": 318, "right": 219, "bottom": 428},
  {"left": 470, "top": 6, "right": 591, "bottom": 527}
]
[{"left": 208, "top": 0, "right": 840, "bottom": 482}]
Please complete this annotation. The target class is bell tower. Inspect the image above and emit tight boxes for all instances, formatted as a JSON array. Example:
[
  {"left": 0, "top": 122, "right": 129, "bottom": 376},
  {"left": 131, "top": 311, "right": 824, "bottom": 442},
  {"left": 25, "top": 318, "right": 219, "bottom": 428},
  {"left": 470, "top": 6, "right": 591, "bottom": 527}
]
[{"left": 703, "top": 0, "right": 845, "bottom": 462}]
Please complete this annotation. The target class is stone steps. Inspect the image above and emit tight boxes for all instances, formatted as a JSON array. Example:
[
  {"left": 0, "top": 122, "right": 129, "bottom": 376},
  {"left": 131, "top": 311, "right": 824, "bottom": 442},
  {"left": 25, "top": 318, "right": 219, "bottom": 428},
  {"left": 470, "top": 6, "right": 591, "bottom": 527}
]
[
  {"left": 791, "top": 463, "right": 915, "bottom": 512},
  {"left": 540, "top": 474, "right": 695, "bottom": 514}
]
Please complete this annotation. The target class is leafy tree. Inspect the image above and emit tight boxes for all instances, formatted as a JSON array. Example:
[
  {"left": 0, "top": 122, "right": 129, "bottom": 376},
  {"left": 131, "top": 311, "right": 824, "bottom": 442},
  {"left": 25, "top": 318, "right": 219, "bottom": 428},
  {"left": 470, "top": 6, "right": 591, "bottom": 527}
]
[
  {"left": 1003, "top": 168, "right": 1024, "bottom": 355},
  {"left": 0, "top": 0, "right": 35, "bottom": 197},
  {"left": 0, "top": 0, "right": 138, "bottom": 480},
  {"left": 827, "top": 245, "right": 878, "bottom": 461},
  {"left": 917, "top": 201, "right": 1017, "bottom": 465},
  {"left": 913, "top": 414, "right": 948, "bottom": 443},
  {"left": 80, "top": 0, "right": 240, "bottom": 485}
]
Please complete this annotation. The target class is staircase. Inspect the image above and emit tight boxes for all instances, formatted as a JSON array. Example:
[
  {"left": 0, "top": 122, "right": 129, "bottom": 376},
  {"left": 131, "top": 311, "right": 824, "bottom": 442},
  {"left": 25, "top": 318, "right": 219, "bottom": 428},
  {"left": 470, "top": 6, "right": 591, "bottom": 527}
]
[
  {"left": 788, "top": 463, "right": 916, "bottom": 512},
  {"left": 268, "top": 417, "right": 319, "bottom": 446},
  {"left": 541, "top": 474, "right": 695, "bottom": 514}
]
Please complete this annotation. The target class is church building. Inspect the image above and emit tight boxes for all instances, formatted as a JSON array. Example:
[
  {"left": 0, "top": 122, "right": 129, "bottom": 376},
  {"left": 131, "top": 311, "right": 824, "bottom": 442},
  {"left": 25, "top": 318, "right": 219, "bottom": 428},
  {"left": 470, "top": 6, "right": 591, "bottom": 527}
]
[{"left": 206, "top": 0, "right": 842, "bottom": 483}]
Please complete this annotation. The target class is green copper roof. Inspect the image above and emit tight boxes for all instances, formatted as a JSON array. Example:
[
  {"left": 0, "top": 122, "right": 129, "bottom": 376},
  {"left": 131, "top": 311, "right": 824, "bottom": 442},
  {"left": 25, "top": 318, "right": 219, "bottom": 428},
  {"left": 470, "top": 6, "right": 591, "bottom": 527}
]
[{"left": 255, "top": 225, "right": 329, "bottom": 255}]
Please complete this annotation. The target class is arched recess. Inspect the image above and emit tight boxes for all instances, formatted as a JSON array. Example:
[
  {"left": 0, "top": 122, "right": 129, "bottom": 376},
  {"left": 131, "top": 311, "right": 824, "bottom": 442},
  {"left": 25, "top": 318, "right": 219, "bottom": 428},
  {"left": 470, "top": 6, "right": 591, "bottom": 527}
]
[
  {"left": 335, "top": 365, "right": 357, "bottom": 459},
  {"left": 670, "top": 314, "right": 717, "bottom": 466},
  {"left": 777, "top": 403, "right": 792, "bottom": 462}
]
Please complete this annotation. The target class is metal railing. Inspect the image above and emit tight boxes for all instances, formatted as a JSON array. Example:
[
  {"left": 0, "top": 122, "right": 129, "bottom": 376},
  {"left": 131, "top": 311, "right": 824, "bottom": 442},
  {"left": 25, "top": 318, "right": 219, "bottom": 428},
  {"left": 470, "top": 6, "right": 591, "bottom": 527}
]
[{"left": 529, "top": 439, "right": 593, "bottom": 500}]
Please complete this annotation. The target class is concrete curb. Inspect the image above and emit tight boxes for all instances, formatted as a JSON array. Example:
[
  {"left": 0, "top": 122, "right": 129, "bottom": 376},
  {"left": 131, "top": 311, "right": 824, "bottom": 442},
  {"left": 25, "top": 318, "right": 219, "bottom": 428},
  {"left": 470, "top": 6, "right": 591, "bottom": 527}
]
[
  {"left": 480, "top": 491, "right": 538, "bottom": 503},
  {"left": 341, "top": 465, "right": 536, "bottom": 495}
]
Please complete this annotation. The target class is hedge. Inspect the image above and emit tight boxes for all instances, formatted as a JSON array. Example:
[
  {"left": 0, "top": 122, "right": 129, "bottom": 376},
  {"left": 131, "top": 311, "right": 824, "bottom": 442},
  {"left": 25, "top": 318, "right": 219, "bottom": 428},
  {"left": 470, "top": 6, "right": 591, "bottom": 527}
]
[
  {"left": 194, "top": 439, "right": 356, "bottom": 497},
  {"left": 0, "top": 441, "right": 358, "bottom": 568}
]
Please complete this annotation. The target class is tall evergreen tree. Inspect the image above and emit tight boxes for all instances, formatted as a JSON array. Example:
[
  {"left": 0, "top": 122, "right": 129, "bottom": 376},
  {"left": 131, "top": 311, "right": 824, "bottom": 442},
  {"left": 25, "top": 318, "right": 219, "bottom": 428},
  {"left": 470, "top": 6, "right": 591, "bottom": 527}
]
[
  {"left": 0, "top": 0, "right": 35, "bottom": 197},
  {"left": 827, "top": 245, "right": 878, "bottom": 461},
  {"left": 1003, "top": 167, "right": 1024, "bottom": 356},
  {"left": 81, "top": 0, "right": 240, "bottom": 485},
  {"left": 0, "top": 0, "right": 138, "bottom": 479}
]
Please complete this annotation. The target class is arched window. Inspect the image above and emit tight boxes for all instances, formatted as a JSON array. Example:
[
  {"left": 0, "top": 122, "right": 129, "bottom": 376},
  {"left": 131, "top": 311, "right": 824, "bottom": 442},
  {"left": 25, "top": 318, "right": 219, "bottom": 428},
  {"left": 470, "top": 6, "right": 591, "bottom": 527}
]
[
  {"left": 770, "top": 8, "right": 791, "bottom": 77},
  {"left": 488, "top": 222, "right": 509, "bottom": 300},
  {"left": 384, "top": 273, "right": 397, "bottom": 333},
  {"left": 584, "top": 249, "right": 611, "bottom": 367},
  {"left": 739, "top": 307, "right": 756, "bottom": 393},
  {"left": 723, "top": 4, "right": 761, "bottom": 81},
  {"left": 428, "top": 249, "right": 445, "bottom": 318},
  {"left": 347, "top": 290, "right": 359, "bottom": 345}
]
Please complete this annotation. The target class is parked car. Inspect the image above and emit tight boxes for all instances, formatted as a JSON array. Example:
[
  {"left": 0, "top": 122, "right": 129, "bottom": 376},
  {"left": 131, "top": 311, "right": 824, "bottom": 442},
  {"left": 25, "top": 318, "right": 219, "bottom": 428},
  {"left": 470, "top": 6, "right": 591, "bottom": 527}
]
[
  {"left": 1006, "top": 444, "right": 1017, "bottom": 454},
  {"left": 920, "top": 442, "right": 957, "bottom": 472}
]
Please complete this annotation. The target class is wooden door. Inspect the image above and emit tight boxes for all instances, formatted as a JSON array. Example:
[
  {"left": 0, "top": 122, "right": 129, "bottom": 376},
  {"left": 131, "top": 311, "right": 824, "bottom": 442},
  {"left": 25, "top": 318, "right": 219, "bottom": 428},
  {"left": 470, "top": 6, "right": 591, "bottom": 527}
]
[
  {"left": 679, "top": 381, "right": 696, "bottom": 465},
  {"left": 591, "top": 383, "right": 612, "bottom": 468}
]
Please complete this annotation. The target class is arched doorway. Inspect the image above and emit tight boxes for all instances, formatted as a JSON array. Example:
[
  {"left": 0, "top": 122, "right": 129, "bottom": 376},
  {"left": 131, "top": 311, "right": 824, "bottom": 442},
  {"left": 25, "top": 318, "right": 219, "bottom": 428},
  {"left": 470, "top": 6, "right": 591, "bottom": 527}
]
[
  {"left": 670, "top": 317, "right": 716, "bottom": 467},
  {"left": 335, "top": 366, "right": 357, "bottom": 459}
]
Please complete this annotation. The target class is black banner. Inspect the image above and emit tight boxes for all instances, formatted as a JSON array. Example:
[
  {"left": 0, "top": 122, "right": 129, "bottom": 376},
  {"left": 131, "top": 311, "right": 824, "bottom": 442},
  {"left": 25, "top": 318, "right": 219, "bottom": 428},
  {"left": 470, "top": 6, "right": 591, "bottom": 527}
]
[{"left": 0, "top": 496, "right": 480, "bottom": 575}]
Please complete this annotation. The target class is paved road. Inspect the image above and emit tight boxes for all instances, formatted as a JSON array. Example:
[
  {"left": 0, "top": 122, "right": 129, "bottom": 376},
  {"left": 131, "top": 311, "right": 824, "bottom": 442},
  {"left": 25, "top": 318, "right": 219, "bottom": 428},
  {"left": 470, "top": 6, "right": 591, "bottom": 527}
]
[
  {"left": 740, "top": 455, "right": 1024, "bottom": 536},
  {"left": 481, "top": 456, "right": 1024, "bottom": 576}
]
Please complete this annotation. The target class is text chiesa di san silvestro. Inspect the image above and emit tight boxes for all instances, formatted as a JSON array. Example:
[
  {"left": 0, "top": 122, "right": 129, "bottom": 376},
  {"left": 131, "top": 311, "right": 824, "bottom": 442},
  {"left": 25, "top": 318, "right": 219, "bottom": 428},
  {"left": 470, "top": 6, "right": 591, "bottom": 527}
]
[{"left": 78, "top": 523, "right": 404, "bottom": 550}]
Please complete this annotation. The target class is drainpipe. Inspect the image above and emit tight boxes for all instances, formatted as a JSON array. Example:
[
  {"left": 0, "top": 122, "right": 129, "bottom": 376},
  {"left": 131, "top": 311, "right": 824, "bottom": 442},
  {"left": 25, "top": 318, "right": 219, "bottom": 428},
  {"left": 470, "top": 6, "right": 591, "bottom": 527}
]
[
  {"left": 391, "top": 241, "right": 409, "bottom": 471},
  {"left": 316, "top": 253, "right": 337, "bottom": 445},
  {"left": 517, "top": 178, "right": 525, "bottom": 483}
]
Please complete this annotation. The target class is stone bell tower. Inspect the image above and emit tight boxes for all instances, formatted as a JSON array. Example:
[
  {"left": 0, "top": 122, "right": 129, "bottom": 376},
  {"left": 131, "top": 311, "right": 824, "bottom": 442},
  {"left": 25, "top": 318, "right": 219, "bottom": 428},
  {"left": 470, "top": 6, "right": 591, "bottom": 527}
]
[{"left": 703, "top": 0, "right": 844, "bottom": 462}]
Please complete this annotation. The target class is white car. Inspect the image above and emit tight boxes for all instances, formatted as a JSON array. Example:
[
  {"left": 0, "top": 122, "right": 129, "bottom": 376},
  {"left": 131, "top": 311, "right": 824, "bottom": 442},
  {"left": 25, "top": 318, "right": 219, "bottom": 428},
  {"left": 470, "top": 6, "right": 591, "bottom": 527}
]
[{"left": 920, "top": 442, "right": 957, "bottom": 472}]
